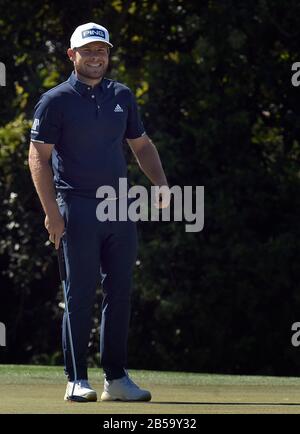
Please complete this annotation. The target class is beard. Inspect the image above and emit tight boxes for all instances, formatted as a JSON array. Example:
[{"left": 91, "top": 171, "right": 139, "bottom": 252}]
[{"left": 76, "top": 62, "right": 108, "bottom": 81}]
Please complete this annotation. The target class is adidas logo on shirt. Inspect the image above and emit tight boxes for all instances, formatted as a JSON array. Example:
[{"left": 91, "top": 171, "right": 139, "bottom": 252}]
[{"left": 114, "top": 104, "right": 123, "bottom": 112}]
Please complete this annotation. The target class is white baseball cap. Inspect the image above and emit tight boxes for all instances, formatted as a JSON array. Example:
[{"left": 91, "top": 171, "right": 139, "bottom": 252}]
[{"left": 70, "top": 23, "right": 113, "bottom": 49}]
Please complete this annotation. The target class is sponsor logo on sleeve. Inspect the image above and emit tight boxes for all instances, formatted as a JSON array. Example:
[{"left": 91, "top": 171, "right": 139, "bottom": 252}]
[{"left": 31, "top": 118, "right": 40, "bottom": 134}]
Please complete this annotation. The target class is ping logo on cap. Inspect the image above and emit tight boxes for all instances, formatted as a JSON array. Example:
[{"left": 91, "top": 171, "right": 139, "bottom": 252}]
[{"left": 82, "top": 28, "right": 105, "bottom": 39}]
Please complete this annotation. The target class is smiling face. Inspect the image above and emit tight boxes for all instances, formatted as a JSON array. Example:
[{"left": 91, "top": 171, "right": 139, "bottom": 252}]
[{"left": 67, "top": 41, "right": 109, "bottom": 86}]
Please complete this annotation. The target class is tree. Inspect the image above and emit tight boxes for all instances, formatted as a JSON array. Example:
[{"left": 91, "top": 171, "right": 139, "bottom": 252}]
[{"left": 1, "top": 0, "right": 300, "bottom": 375}]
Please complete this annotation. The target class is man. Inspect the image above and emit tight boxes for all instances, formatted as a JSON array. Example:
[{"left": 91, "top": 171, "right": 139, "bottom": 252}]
[{"left": 28, "top": 23, "right": 170, "bottom": 402}]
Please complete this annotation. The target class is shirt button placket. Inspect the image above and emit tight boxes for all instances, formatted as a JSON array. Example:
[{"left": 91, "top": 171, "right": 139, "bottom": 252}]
[
  {"left": 94, "top": 88, "right": 102, "bottom": 118},
  {"left": 95, "top": 94, "right": 100, "bottom": 117}
]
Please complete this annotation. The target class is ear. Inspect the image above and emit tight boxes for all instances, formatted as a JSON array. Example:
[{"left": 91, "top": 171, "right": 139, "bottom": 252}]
[{"left": 67, "top": 48, "right": 75, "bottom": 62}]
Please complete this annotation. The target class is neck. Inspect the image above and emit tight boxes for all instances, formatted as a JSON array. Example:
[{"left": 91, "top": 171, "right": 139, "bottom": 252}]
[{"left": 75, "top": 71, "right": 103, "bottom": 88}]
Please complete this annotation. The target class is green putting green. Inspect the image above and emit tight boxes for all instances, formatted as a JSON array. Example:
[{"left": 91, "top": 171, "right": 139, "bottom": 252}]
[{"left": 1, "top": 365, "right": 300, "bottom": 414}]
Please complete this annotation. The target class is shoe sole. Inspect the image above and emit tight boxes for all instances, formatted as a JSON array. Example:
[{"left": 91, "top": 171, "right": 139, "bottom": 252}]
[
  {"left": 100, "top": 391, "right": 151, "bottom": 402},
  {"left": 64, "top": 392, "right": 97, "bottom": 402}
]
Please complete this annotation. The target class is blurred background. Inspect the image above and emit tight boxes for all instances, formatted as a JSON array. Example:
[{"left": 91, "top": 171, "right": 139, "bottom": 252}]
[{"left": 1, "top": 0, "right": 300, "bottom": 376}]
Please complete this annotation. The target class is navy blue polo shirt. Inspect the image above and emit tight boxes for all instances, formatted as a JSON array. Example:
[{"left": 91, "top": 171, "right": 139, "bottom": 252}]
[{"left": 30, "top": 72, "right": 145, "bottom": 197}]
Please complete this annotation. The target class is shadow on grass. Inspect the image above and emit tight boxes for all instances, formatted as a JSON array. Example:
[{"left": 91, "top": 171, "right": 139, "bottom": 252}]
[{"left": 148, "top": 401, "right": 300, "bottom": 406}]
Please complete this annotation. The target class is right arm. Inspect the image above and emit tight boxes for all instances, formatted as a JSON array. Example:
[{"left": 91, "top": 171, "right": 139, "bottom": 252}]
[{"left": 28, "top": 141, "right": 65, "bottom": 249}]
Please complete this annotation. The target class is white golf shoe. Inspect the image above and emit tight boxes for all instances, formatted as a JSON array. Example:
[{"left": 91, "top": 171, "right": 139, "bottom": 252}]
[
  {"left": 101, "top": 372, "right": 152, "bottom": 402},
  {"left": 64, "top": 380, "right": 97, "bottom": 402}
]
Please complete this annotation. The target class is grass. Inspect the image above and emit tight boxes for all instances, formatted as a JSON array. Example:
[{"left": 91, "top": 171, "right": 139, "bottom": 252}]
[{"left": 1, "top": 364, "right": 300, "bottom": 414}]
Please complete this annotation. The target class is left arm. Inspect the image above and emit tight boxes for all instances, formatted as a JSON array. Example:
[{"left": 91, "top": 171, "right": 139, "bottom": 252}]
[
  {"left": 127, "top": 134, "right": 168, "bottom": 187},
  {"left": 127, "top": 134, "right": 170, "bottom": 208}
]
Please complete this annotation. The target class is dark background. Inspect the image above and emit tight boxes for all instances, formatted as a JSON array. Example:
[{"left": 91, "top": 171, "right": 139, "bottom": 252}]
[{"left": 1, "top": 0, "right": 300, "bottom": 376}]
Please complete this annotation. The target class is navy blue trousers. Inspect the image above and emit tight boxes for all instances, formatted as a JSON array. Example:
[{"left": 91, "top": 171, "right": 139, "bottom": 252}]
[{"left": 57, "top": 192, "right": 138, "bottom": 381}]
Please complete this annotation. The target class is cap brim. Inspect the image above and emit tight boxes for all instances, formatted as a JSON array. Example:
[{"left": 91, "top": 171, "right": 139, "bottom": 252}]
[{"left": 72, "top": 37, "right": 113, "bottom": 49}]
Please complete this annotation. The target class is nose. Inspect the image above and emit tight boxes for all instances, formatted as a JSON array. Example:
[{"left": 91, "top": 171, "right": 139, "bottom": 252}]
[
  {"left": 90, "top": 51, "right": 100, "bottom": 60},
  {"left": 90, "top": 50, "right": 105, "bottom": 59}
]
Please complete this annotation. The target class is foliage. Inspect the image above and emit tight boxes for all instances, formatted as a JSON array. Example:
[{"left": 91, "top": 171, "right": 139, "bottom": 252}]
[{"left": 1, "top": 0, "right": 300, "bottom": 375}]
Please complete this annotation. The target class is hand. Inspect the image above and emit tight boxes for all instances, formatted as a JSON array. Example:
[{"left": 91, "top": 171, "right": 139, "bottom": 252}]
[
  {"left": 154, "top": 185, "right": 171, "bottom": 209},
  {"left": 44, "top": 213, "right": 65, "bottom": 250}
]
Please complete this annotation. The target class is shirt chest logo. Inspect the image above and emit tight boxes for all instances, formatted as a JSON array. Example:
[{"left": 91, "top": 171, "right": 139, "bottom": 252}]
[{"left": 114, "top": 104, "right": 123, "bottom": 113}]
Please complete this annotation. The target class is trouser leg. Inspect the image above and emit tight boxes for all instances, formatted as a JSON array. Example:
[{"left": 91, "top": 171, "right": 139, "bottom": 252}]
[
  {"left": 59, "top": 194, "right": 101, "bottom": 381},
  {"left": 99, "top": 218, "right": 138, "bottom": 380}
]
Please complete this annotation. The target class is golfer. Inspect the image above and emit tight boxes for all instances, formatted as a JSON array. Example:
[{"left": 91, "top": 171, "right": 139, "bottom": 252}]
[{"left": 28, "top": 23, "right": 170, "bottom": 402}]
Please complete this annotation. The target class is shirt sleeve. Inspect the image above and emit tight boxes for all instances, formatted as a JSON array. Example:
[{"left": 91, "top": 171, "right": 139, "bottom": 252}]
[
  {"left": 125, "top": 91, "right": 146, "bottom": 140},
  {"left": 30, "top": 94, "right": 62, "bottom": 144}
]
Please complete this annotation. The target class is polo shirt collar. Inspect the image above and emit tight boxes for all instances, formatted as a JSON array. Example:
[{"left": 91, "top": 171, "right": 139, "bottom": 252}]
[{"left": 68, "top": 71, "right": 105, "bottom": 96}]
